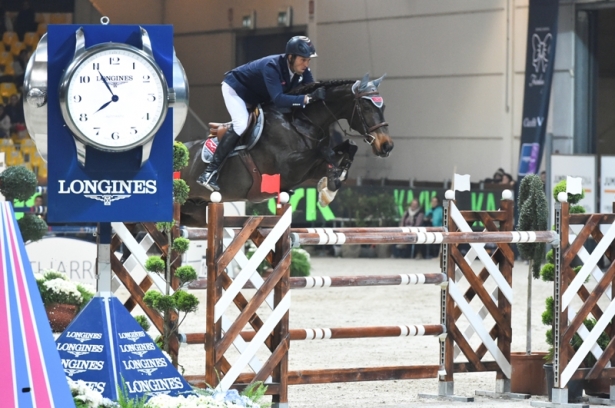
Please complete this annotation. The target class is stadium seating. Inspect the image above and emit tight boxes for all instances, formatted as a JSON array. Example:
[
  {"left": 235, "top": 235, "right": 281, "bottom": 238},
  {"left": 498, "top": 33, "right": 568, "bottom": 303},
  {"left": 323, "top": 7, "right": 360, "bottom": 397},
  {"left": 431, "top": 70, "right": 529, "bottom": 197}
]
[
  {"left": 10, "top": 41, "right": 25, "bottom": 57},
  {"left": 2, "top": 32, "right": 18, "bottom": 51},
  {"left": 23, "top": 32, "right": 39, "bottom": 51},
  {"left": 0, "top": 82, "right": 18, "bottom": 103}
]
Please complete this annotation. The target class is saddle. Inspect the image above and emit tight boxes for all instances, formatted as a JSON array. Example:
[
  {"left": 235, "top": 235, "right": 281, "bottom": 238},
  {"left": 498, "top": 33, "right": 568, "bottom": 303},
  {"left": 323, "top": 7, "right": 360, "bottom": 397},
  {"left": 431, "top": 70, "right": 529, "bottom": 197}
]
[
  {"left": 201, "top": 106, "right": 270, "bottom": 202},
  {"left": 201, "top": 106, "right": 265, "bottom": 163}
]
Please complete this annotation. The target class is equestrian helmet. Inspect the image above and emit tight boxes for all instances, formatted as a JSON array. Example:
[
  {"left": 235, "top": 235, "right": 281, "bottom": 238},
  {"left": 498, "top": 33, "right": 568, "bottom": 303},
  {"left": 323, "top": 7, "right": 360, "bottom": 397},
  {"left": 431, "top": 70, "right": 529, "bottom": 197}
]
[{"left": 286, "top": 36, "right": 317, "bottom": 58}]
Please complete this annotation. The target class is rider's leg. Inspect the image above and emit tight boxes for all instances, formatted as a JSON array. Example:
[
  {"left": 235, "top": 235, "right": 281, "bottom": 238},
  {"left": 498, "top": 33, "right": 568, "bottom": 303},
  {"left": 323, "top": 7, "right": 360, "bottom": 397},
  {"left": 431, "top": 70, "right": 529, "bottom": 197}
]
[{"left": 197, "top": 83, "right": 249, "bottom": 191}]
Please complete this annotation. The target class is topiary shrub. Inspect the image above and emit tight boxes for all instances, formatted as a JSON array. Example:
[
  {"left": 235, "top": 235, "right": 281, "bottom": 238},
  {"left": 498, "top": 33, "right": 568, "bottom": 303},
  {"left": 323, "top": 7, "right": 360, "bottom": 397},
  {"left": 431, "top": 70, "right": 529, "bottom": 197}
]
[
  {"left": 173, "top": 179, "right": 190, "bottom": 204},
  {"left": 517, "top": 174, "right": 548, "bottom": 278},
  {"left": 0, "top": 165, "right": 37, "bottom": 202},
  {"left": 290, "top": 248, "right": 311, "bottom": 277},
  {"left": 552, "top": 179, "right": 585, "bottom": 205},
  {"left": 17, "top": 213, "right": 47, "bottom": 242},
  {"left": 173, "top": 141, "right": 190, "bottom": 171},
  {"left": 134, "top": 315, "right": 151, "bottom": 332}
]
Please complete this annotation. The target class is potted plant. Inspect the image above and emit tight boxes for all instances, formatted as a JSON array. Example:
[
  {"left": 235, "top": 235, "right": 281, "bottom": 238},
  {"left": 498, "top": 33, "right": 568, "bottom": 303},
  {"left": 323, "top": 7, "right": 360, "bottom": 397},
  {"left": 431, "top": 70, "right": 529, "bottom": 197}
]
[
  {"left": 35, "top": 270, "right": 95, "bottom": 332},
  {"left": 511, "top": 174, "right": 549, "bottom": 395}
]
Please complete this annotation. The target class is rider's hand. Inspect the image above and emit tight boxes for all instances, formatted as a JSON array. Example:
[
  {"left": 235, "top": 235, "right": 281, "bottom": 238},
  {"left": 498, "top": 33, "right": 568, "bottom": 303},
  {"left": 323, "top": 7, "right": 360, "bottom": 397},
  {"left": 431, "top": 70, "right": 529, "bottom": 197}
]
[
  {"left": 309, "top": 88, "right": 326, "bottom": 102},
  {"left": 305, "top": 88, "right": 326, "bottom": 105}
]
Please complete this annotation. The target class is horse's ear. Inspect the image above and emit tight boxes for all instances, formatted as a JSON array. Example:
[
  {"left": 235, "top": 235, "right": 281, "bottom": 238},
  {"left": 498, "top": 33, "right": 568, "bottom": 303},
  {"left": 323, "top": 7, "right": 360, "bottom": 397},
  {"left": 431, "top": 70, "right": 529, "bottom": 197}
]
[
  {"left": 373, "top": 74, "right": 387, "bottom": 88},
  {"left": 359, "top": 73, "right": 370, "bottom": 90}
]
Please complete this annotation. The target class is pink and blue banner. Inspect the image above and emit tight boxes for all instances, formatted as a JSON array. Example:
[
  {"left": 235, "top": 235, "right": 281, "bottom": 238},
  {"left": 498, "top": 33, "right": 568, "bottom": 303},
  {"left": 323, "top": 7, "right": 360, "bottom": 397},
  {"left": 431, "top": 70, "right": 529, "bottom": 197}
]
[{"left": 0, "top": 201, "right": 75, "bottom": 407}]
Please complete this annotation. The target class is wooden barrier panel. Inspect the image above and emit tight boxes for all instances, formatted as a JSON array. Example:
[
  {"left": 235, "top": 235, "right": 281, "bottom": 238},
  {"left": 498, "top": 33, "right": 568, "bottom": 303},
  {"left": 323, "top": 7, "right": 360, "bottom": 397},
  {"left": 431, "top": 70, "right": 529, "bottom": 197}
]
[
  {"left": 184, "top": 193, "right": 532, "bottom": 404},
  {"left": 547, "top": 201, "right": 615, "bottom": 405}
]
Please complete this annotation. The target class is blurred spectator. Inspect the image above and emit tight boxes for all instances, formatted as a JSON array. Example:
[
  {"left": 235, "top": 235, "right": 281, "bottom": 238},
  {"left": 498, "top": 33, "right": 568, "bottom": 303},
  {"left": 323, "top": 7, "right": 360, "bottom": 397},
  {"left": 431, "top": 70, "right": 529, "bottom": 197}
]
[
  {"left": 5, "top": 93, "right": 24, "bottom": 126},
  {"left": 423, "top": 196, "right": 443, "bottom": 259},
  {"left": 14, "top": 1, "right": 37, "bottom": 41},
  {"left": 540, "top": 170, "right": 547, "bottom": 192},
  {"left": 500, "top": 172, "right": 516, "bottom": 188},
  {"left": 0, "top": 104, "right": 11, "bottom": 137},
  {"left": 33, "top": 194, "right": 45, "bottom": 221},
  {"left": 393, "top": 198, "right": 425, "bottom": 259},
  {"left": 484, "top": 168, "right": 505, "bottom": 184},
  {"left": 0, "top": 1, "right": 12, "bottom": 39},
  {"left": 12, "top": 49, "right": 29, "bottom": 82}
]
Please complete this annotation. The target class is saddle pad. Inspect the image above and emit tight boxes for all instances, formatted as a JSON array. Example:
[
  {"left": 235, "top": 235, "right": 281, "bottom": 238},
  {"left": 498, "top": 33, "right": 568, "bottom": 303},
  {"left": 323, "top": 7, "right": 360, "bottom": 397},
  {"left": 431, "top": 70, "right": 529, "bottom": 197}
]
[
  {"left": 201, "top": 105, "right": 265, "bottom": 164},
  {"left": 201, "top": 137, "right": 218, "bottom": 163}
]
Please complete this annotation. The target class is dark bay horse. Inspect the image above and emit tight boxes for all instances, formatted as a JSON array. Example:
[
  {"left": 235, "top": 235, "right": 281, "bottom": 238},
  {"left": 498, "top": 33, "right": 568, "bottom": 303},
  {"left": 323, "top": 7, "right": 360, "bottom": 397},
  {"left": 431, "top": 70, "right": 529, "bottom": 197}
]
[{"left": 180, "top": 74, "right": 393, "bottom": 227}]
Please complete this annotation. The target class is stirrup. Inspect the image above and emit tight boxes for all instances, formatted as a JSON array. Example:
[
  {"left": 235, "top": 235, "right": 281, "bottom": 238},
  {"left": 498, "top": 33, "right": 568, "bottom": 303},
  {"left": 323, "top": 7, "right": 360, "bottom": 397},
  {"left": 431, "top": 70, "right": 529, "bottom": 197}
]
[{"left": 197, "top": 170, "right": 220, "bottom": 192}]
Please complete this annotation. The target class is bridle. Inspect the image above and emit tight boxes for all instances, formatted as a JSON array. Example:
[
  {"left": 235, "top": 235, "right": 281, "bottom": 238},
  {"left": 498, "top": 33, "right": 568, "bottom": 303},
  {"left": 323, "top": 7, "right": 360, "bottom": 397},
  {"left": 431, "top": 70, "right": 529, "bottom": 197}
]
[
  {"left": 295, "top": 83, "right": 388, "bottom": 145},
  {"left": 349, "top": 89, "right": 388, "bottom": 145}
]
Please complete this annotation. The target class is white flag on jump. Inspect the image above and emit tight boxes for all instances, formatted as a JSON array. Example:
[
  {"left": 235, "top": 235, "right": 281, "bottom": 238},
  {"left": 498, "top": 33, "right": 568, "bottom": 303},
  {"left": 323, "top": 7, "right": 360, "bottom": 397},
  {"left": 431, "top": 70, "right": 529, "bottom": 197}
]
[
  {"left": 454, "top": 174, "right": 471, "bottom": 192},
  {"left": 566, "top": 176, "right": 583, "bottom": 195}
]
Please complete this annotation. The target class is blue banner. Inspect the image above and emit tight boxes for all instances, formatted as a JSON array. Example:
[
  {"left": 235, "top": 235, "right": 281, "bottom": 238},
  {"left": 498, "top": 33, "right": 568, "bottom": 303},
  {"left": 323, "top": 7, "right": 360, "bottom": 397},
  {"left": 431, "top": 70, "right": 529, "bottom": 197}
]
[
  {"left": 46, "top": 25, "right": 174, "bottom": 223},
  {"left": 517, "top": 0, "right": 559, "bottom": 178},
  {"left": 56, "top": 295, "right": 194, "bottom": 401}
]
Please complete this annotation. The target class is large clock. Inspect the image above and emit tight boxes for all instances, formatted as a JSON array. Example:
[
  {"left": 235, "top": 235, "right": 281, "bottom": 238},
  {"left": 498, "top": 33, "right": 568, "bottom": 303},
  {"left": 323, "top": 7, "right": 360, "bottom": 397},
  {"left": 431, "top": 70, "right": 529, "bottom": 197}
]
[
  {"left": 23, "top": 29, "right": 189, "bottom": 163},
  {"left": 58, "top": 27, "right": 174, "bottom": 166}
]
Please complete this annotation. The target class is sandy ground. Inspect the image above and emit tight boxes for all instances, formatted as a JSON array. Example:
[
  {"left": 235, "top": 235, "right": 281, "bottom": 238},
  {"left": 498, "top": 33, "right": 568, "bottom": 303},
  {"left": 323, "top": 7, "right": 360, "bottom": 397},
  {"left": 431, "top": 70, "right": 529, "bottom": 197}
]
[{"left": 174, "top": 256, "right": 557, "bottom": 407}]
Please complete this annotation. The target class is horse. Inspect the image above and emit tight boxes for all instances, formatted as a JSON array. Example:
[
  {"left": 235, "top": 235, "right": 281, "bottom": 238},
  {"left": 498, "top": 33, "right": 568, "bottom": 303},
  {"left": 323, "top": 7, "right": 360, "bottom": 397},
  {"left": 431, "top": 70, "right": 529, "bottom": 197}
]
[{"left": 180, "top": 73, "right": 393, "bottom": 227}]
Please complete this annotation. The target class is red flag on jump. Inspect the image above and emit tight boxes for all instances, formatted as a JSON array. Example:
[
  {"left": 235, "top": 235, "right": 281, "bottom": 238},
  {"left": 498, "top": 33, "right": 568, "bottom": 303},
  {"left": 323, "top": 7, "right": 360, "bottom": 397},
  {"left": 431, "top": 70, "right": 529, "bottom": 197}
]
[{"left": 261, "top": 174, "right": 281, "bottom": 203}]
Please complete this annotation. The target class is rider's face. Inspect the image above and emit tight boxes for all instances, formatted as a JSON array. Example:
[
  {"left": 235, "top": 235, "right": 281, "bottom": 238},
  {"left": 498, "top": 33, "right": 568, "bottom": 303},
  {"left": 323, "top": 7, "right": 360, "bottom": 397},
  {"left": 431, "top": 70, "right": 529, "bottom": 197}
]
[{"left": 290, "top": 56, "right": 311, "bottom": 75}]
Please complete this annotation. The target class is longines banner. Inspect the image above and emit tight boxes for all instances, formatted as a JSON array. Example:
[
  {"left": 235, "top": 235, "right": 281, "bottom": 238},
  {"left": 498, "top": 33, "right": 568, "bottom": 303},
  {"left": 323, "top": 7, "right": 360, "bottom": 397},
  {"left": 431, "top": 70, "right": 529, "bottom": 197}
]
[
  {"left": 55, "top": 295, "right": 193, "bottom": 400},
  {"left": 46, "top": 25, "right": 174, "bottom": 223},
  {"left": 517, "top": 0, "right": 559, "bottom": 178}
]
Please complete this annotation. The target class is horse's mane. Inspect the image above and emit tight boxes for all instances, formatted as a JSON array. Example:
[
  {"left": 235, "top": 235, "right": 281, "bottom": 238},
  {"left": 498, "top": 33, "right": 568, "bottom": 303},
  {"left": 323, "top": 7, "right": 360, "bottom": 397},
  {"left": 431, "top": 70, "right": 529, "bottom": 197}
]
[{"left": 287, "top": 80, "right": 355, "bottom": 95}]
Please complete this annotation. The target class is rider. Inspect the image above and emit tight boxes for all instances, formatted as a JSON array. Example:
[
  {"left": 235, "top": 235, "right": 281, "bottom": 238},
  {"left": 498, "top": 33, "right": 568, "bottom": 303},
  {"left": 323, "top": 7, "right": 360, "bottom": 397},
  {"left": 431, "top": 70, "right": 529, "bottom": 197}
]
[{"left": 197, "top": 35, "right": 327, "bottom": 191}]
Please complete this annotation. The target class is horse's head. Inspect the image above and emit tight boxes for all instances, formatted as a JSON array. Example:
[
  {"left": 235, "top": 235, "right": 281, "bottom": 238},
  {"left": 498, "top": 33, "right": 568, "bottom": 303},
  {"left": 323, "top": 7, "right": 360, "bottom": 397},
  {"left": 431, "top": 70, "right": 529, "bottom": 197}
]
[{"left": 345, "top": 74, "right": 393, "bottom": 157}]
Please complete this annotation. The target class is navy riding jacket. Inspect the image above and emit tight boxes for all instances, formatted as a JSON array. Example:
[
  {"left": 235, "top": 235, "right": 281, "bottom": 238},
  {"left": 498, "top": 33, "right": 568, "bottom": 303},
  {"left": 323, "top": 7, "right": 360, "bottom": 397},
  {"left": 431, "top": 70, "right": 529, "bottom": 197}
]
[{"left": 223, "top": 54, "right": 314, "bottom": 109}]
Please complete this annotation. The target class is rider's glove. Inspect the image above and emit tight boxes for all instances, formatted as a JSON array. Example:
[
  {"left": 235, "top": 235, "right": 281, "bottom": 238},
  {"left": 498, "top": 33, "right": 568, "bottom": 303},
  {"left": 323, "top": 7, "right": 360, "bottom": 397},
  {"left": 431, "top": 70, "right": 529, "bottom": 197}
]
[{"left": 306, "top": 88, "right": 326, "bottom": 105}]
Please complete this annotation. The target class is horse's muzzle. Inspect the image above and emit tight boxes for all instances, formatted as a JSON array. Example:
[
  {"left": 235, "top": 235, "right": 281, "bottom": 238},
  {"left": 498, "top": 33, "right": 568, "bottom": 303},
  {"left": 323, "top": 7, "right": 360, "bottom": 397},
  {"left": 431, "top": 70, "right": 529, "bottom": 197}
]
[{"left": 375, "top": 139, "right": 394, "bottom": 158}]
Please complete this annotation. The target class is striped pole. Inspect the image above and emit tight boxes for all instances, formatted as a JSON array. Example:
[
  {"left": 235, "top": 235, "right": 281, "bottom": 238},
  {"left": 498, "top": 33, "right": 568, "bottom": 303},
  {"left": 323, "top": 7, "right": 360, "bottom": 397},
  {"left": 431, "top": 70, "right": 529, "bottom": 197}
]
[
  {"left": 180, "top": 226, "right": 446, "bottom": 240},
  {"left": 184, "top": 324, "right": 446, "bottom": 344},
  {"left": 181, "top": 226, "right": 558, "bottom": 246},
  {"left": 12, "top": 206, "right": 47, "bottom": 215},
  {"left": 292, "top": 230, "right": 559, "bottom": 246},
  {"left": 188, "top": 273, "right": 447, "bottom": 290}
]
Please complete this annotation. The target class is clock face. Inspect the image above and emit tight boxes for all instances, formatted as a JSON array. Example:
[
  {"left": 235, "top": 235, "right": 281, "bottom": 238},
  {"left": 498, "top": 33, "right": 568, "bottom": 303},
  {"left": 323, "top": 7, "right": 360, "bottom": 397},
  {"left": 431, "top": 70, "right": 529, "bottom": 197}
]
[{"left": 61, "top": 44, "right": 168, "bottom": 152}]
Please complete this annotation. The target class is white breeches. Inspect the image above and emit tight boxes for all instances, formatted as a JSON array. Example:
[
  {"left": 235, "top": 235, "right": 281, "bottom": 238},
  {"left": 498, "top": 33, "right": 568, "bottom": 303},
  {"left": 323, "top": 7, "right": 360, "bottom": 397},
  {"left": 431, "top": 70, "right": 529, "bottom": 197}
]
[{"left": 221, "top": 82, "right": 249, "bottom": 135}]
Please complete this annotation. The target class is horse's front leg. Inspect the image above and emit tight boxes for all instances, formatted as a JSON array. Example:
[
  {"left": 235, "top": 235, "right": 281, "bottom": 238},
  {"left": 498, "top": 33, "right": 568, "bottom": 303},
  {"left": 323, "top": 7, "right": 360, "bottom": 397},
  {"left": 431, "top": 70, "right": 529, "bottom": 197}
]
[
  {"left": 324, "top": 139, "right": 359, "bottom": 190},
  {"left": 334, "top": 139, "right": 358, "bottom": 182}
]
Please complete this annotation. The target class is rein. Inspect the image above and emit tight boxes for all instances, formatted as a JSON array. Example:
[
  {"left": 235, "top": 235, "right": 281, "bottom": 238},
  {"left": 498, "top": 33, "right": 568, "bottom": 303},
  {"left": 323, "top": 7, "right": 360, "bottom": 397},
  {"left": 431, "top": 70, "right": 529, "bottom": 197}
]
[{"left": 292, "top": 84, "right": 388, "bottom": 146}]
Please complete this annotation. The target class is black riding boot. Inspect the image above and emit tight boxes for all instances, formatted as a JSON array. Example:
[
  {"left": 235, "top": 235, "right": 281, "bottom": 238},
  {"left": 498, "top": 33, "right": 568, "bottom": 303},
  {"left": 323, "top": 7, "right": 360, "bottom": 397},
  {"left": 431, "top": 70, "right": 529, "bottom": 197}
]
[{"left": 197, "top": 129, "right": 241, "bottom": 191}]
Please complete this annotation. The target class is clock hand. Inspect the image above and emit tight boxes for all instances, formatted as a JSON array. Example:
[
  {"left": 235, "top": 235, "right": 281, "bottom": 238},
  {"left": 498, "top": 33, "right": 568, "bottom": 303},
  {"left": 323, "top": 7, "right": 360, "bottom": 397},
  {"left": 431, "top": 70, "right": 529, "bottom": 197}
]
[
  {"left": 94, "top": 94, "right": 119, "bottom": 114},
  {"left": 98, "top": 70, "right": 115, "bottom": 96}
]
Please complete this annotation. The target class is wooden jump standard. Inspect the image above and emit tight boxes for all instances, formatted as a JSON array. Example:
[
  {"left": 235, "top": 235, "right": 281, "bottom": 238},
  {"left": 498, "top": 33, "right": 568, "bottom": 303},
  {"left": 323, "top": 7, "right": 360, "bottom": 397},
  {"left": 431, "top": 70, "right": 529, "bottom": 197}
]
[
  {"left": 530, "top": 196, "right": 615, "bottom": 408},
  {"left": 183, "top": 190, "right": 543, "bottom": 405}
]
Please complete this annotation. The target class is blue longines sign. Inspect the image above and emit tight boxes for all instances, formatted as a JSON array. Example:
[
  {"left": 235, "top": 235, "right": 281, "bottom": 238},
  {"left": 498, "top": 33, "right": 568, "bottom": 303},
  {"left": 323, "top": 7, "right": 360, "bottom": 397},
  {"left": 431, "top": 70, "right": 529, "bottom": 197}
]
[
  {"left": 46, "top": 25, "right": 174, "bottom": 222},
  {"left": 56, "top": 295, "right": 193, "bottom": 400}
]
